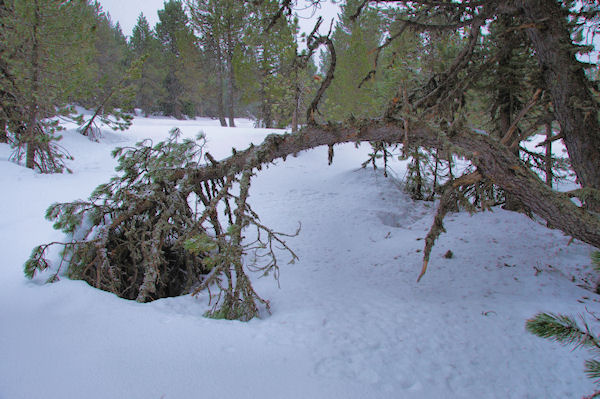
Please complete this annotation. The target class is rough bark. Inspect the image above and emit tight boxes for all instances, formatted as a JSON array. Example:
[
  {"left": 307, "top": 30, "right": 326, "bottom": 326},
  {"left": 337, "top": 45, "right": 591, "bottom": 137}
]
[
  {"left": 25, "top": 0, "right": 41, "bottom": 170},
  {"left": 259, "top": 74, "right": 272, "bottom": 129},
  {"left": 545, "top": 123, "right": 553, "bottom": 187},
  {"left": 225, "top": 24, "right": 236, "bottom": 128},
  {"left": 185, "top": 120, "right": 600, "bottom": 249},
  {"left": 215, "top": 44, "right": 227, "bottom": 127},
  {"left": 291, "top": 65, "right": 300, "bottom": 133},
  {"left": 0, "top": 119, "right": 7, "bottom": 143},
  {"left": 516, "top": 0, "right": 600, "bottom": 190}
]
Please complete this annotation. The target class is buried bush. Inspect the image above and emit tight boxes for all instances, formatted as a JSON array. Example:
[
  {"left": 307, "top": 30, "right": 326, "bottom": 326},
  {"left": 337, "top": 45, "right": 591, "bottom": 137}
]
[{"left": 25, "top": 129, "right": 297, "bottom": 320}]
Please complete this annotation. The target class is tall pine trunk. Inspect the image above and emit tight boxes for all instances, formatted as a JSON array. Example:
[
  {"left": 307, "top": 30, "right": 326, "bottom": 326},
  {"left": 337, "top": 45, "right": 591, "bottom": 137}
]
[
  {"left": 225, "top": 27, "right": 235, "bottom": 128},
  {"left": 0, "top": 119, "right": 6, "bottom": 143},
  {"left": 25, "top": 0, "right": 41, "bottom": 170},
  {"left": 0, "top": 0, "right": 10, "bottom": 144},
  {"left": 291, "top": 67, "right": 300, "bottom": 133},
  {"left": 260, "top": 67, "right": 272, "bottom": 128},
  {"left": 215, "top": 45, "right": 227, "bottom": 127},
  {"left": 545, "top": 123, "right": 553, "bottom": 187}
]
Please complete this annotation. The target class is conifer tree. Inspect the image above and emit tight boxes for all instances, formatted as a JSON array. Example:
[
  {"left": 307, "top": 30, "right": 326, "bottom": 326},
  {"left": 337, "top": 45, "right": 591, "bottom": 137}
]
[
  {"left": 155, "top": 0, "right": 197, "bottom": 119},
  {"left": 86, "top": 9, "right": 131, "bottom": 110},
  {"left": 129, "top": 13, "right": 167, "bottom": 116},
  {"left": 0, "top": 0, "right": 16, "bottom": 144},
  {"left": 1, "top": 0, "right": 95, "bottom": 172},
  {"left": 322, "top": 0, "right": 383, "bottom": 121},
  {"left": 235, "top": 0, "right": 299, "bottom": 128},
  {"left": 187, "top": 0, "right": 245, "bottom": 126}
]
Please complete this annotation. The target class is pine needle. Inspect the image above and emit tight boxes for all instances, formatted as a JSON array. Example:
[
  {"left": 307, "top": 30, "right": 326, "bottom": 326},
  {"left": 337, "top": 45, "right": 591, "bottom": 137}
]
[{"left": 526, "top": 312, "right": 598, "bottom": 350}]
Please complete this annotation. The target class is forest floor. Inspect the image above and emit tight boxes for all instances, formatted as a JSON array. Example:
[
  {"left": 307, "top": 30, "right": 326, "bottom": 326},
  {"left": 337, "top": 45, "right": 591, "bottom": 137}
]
[{"left": 0, "top": 116, "right": 597, "bottom": 398}]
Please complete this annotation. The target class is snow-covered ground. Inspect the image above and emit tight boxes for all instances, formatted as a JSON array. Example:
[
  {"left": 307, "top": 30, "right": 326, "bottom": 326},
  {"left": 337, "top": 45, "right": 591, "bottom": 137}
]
[{"left": 0, "top": 116, "right": 597, "bottom": 398}]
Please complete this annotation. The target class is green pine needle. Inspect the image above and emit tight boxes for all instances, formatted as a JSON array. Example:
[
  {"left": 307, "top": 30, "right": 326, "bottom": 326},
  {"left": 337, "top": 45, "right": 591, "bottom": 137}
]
[
  {"left": 526, "top": 312, "right": 596, "bottom": 349},
  {"left": 592, "top": 251, "right": 600, "bottom": 273},
  {"left": 586, "top": 359, "right": 600, "bottom": 382}
]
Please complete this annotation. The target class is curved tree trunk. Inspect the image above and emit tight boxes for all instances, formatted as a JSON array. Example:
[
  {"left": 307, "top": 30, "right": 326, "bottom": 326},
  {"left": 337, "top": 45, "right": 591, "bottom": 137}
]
[{"left": 185, "top": 120, "right": 600, "bottom": 249}]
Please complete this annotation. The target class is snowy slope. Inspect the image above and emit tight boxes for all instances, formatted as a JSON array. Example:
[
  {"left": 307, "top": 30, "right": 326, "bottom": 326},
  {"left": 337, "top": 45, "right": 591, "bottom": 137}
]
[{"left": 0, "top": 117, "right": 597, "bottom": 399}]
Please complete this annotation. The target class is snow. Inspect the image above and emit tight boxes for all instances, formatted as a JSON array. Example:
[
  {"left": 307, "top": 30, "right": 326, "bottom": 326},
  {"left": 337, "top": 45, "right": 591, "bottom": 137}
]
[{"left": 0, "top": 116, "right": 598, "bottom": 398}]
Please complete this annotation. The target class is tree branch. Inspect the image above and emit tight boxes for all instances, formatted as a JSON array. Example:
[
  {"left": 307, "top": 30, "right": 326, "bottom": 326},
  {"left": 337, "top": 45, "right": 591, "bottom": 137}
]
[{"left": 184, "top": 119, "right": 600, "bottom": 252}]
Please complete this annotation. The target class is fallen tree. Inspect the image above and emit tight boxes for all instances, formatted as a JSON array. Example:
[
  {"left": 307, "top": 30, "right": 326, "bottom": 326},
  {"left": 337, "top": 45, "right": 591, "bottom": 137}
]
[
  {"left": 180, "top": 116, "right": 600, "bottom": 269},
  {"left": 25, "top": 117, "right": 600, "bottom": 319},
  {"left": 24, "top": 0, "right": 600, "bottom": 321}
]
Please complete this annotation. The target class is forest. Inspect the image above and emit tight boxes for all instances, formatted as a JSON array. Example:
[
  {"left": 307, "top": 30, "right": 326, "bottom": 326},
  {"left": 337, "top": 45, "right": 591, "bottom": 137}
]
[{"left": 2, "top": 0, "right": 600, "bottom": 397}]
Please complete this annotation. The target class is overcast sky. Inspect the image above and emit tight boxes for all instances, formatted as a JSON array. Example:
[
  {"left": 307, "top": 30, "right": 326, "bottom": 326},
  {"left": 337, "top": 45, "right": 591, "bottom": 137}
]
[{"left": 97, "top": 0, "right": 341, "bottom": 38}]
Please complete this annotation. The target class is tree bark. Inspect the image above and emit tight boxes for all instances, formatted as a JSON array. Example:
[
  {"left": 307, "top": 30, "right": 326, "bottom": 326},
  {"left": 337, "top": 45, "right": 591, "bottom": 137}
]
[
  {"left": 215, "top": 45, "right": 227, "bottom": 127},
  {"left": 291, "top": 66, "right": 300, "bottom": 133},
  {"left": 545, "top": 123, "right": 553, "bottom": 187},
  {"left": 516, "top": 0, "right": 600, "bottom": 190},
  {"left": 186, "top": 119, "right": 600, "bottom": 249},
  {"left": 0, "top": 118, "right": 7, "bottom": 143},
  {"left": 226, "top": 26, "right": 236, "bottom": 128},
  {"left": 26, "top": 0, "right": 41, "bottom": 170},
  {"left": 259, "top": 68, "right": 272, "bottom": 128}
]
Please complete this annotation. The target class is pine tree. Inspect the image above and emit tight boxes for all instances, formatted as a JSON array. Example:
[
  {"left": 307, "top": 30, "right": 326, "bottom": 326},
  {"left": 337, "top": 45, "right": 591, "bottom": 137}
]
[
  {"left": 0, "top": 0, "right": 16, "bottom": 144},
  {"left": 188, "top": 0, "right": 245, "bottom": 126},
  {"left": 322, "top": 0, "right": 383, "bottom": 121},
  {"left": 1, "top": 0, "right": 95, "bottom": 172},
  {"left": 155, "top": 0, "right": 198, "bottom": 119},
  {"left": 235, "top": 0, "right": 299, "bottom": 128},
  {"left": 129, "top": 13, "right": 166, "bottom": 116},
  {"left": 87, "top": 9, "right": 131, "bottom": 109}
]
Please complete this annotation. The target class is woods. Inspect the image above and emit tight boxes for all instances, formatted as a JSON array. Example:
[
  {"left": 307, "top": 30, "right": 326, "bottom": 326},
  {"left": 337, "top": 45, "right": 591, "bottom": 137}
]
[
  {"left": 3, "top": 1, "right": 598, "bottom": 319},
  {"left": 0, "top": 0, "right": 315, "bottom": 171},
  {"left": 2, "top": 1, "right": 600, "bottom": 396}
]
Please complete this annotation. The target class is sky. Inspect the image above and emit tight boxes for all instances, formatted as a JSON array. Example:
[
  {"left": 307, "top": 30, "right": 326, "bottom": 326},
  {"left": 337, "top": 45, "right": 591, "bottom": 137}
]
[{"left": 97, "top": 0, "right": 342, "bottom": 38}]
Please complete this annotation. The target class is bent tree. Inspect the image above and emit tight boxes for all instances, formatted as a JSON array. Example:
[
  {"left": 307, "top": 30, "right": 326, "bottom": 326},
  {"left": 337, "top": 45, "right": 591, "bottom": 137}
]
[{"left": 26, "top": 0, "right": 600, "bottom": 320}]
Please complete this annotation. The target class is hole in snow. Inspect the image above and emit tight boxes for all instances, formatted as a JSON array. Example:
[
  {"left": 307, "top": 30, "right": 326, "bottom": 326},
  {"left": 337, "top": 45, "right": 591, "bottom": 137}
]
[{"left": 376, "top": 211, "right": 403, "bottom": 228}]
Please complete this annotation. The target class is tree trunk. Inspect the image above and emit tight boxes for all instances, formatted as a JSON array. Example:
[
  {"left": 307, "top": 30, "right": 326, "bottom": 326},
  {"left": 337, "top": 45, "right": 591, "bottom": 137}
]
[
  {"left": 0, "top": 119, "right": 6, "bottom": 143},
  {"left": 517, "top": 0, "right": 600, "bottom": 191},
  {"left": 215, "top": 46, "right": 227, "bottom": 127},
  {"left": 25, "top": 108, "right": 37, "bottom": 170},
  {"left": 291, "top": 66, "right": 300, "bottom": 133},
  {"left": 0, "top": 0, "right": 11, "bottom": 144},
  {"left": 545, "top": 123, "right": 553, "bottom": 187},
  {"left": 225, "top": 27, "right": 235, "bottom": 128},
  {"left": 186, "top": 119, "right": 600, "bottom": 249},
  {"left": 291, "top": 102, "right": 299, "bottom": 133},
  {"left": 26, "top": 0, "right": 41, "bottom": 170},
  {"left": 260, "top": 69, "right": 272, "bottom": 128}
]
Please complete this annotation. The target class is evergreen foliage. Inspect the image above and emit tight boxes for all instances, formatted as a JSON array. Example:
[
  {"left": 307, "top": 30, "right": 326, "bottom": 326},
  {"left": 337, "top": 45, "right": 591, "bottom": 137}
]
[
  {"left": 234, "top": 0, "right": 302, "bottom": 128},
  {"left": 322, "top": 0, "right": 383, "bottom": 121},
  {"left": 187, "top": 0, "right": 248, "bottom": 125},
  {"left": 129, "top": 13, "right": 167, "bottom": 116},
  {"left": 527, "top": 312, "right": 600, "bottom": 388},
  {"left": 155, "top": 0, "right": 198, "bottom": 118},
  {"left": 1, "top": 0, "right": 95, "bottom": 172},
  {"left": 527, "top": 252, "right": 600, "bottom": 397},
  {"left": 25, "top": 130, "right": 298, "bottom": 320}
]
